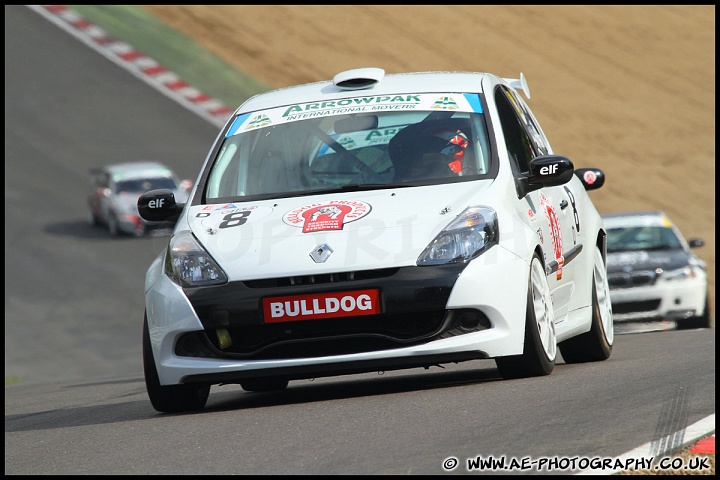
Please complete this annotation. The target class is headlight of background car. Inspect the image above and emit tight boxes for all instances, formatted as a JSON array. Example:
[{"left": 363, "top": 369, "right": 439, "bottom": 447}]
[
  {"left": 657, "top": 265, "right": 697, "bottom": 282},
  {"left": 417, "top": 206, "right": 498, "bottom": 266},
  {"left": 164, "top": 231, "right": 228, "bottom": 287}
]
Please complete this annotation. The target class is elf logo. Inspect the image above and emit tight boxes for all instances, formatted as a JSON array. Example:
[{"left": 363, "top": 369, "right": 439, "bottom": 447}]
[{"left": 540, "top": 163, "right": 559, "bottom": 175}]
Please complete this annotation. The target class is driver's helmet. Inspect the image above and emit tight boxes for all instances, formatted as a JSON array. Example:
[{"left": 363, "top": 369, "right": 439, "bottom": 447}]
[
  {"left": 389, "top": 119, "right": 471, "bottom": 180},
  {"left": 432, "top": 129, "right": 469, "bottom": 175}
]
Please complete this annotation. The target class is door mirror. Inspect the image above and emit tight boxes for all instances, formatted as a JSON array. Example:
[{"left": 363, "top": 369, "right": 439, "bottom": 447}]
[
  {"left": 138, "top": 189, "right": 184, "bottom": 222},
  {"left": 688, "top": 238, "right": 704, "bottom": 249},
  {"left": 574, "top": 167, "right": 605, "bottom": 191},
  {"left": 516, "top": 155, "right": 574, "bottom": 198}
]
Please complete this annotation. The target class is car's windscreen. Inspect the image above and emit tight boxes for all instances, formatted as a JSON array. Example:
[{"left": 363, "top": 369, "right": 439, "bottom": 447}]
[
  {"left": 204, "top": 93, "right": 492, "bottom": 200},
  {"left": 606, "top": 226, "right": 684, "bottom": 252},
  {"left": 116, "top": 177, "right": 177, "bottom": 193}
]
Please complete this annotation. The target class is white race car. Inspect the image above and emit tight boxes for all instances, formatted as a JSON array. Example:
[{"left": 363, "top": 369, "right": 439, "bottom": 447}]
[
  {"left": 602, "top": 210, "right": 709, "bottom": 329},
  {"left": 138, "top": 68, "right": 614, "bottom": 412},
  {"left": 86, "top": 161, "right": 192, "bottom": 237}
]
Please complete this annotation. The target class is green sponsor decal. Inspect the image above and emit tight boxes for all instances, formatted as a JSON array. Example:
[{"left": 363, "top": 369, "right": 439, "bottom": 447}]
[
  {"left": 247, "top": 114, "right": 272, "bottom": 129},
  {"left": 431, "top": 96, "right": 460, "bottom": 110},
  {"left": 282, "top": 95, "right": 421, "bottom": 117}
]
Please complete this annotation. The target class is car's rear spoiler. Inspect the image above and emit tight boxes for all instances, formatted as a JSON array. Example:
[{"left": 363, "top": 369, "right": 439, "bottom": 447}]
[{"left": 502, "top": 72, "right": 531, "bottom": 100}]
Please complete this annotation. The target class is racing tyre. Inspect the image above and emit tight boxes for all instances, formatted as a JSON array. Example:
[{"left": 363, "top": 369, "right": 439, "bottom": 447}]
[
  {"left": 143, "top": 314, "right": 210, "bottom": 413},
  {"left": 559, "top": 246, "right": 614, "bottom": 363},
  {"left": 87, "top": 209, "right": 99, "bottom": 227},
  {"left": 677, "top": 294, "right": 711, "bottom": 330},
  {"left": 108, "top": 213, "right": 120, "bottom": 237},
  {"left": 496, "top": 253, "right": 556, "bottom": 379},
  {"left": 240, "top": 379, "right": 289, "bottom": 392}
]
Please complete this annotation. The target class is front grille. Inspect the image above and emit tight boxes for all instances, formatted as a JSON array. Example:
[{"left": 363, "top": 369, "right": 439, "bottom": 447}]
[
  {"left": 244, "top": 268, "right": 398, "bottom": 288},
  {"left": 611, "top": 299, "right": 661, "bottom": 314},
  {"left": 176, "top": 309, "right": 491, "bottom": 360},
  {"left": 608, "top": 271, "right": 657, "bottom": 289}
]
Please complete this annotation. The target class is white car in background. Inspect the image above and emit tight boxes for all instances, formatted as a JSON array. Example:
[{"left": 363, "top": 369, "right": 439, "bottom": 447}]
[
  {"left": 602, "top": 211, "right": 710, "bottom": 329},
  {"left": 138, "top": 68, "right": 614, "bottom": 412},
  {"left": 87, "top": 161, "right": 192, "bottom": 236}
]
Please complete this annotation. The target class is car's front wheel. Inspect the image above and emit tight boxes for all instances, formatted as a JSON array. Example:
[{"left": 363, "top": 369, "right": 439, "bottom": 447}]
[
  {"left": 87, "top": 209, "right": 99, "bottom": 227},
  {"left": 496, "top": 253, "right": 556, "bottom": 379},
  {"left": 108, "top": 213, "right": 120, "bottom": 236},
  {"left": 143, "top": 313, "right": 210, "bottom": 413},
  {"left": 559, "top": 245, "right": 613, "bottom": 363}
]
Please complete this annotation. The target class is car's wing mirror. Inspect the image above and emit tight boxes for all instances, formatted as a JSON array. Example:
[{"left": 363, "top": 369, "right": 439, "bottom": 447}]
[
  {"left": 688, "top": 238, "right": 704, "bottom": 248},
  {"left": 574, "top": 167, "right": 605, "bottom": 191},
  {"left": 138, "top": 188, "right": 184, "bottom": 222},
  {"left": 516, "top": 155, "right": 574, "bottom": 198}
]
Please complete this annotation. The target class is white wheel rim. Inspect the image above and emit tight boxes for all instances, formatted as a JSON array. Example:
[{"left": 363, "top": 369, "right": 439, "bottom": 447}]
[
  {"left": 531, "top": 258, "right": 556, "bottom": 360},
  {"left": 594, "top": 248, "right": 614, "bottom": 345}
]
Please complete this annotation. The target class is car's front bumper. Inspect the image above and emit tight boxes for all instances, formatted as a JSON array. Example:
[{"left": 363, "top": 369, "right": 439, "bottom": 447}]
[
  {"left": 609, "top": 276, "right": 707, "bottom": 323},
  {"left": 145, "top": 245, "right": 531, "bottom": 386}
]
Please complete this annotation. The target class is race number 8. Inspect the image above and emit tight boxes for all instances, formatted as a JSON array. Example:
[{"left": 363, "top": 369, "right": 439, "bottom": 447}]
[{"left": 219, "top": 211, "right": 251, "bottom": 229}]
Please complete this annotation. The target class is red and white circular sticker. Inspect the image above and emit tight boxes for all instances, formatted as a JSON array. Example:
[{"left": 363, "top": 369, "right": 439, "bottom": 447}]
[
  {"left": 283, "top": 200, "right": 371, "bottom": 233},
  {"left": 583, "top": 170, "right": 597, "bottom": 185}
]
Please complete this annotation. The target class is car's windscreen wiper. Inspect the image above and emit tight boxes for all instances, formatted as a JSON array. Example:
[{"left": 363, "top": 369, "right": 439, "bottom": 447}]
[
  {"left": 215, "top": 184, "right": 412, "bottom": 201},
  {"left": 643, "top": 244, "right": 682, "bottom": 251},
  {"left": 607, "top": 244, "right": 681, "bottom": 253},
  {"left": 340, "top": 183, "right": 411, "bottom": 191}
]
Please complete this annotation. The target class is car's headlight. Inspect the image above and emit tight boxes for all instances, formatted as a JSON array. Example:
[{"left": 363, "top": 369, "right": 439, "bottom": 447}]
[
  {"left": 658, "top": 266, "right": 695, "bottom": 282},
  {"left": 165, "top": 231, "right": 228, "bottom": 287},
  {"left": 417, "top": 207, "right": 498, "bottom": 266}
]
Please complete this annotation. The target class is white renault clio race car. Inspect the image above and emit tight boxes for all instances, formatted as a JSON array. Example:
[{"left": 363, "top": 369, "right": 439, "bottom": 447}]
[{"left": 139, "top": 68, "right": 614, "bottom": 412}]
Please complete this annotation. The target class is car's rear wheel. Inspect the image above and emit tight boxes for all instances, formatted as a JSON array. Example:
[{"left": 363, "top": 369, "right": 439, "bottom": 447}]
[
  {"left": 677, "top": 294, "right": 711, "bottom": 330},
  {"left": 496, "top": 253, "right": 556, "bottom": 379},
  {"left": 240, "top": 378, "right": 289, "bottom": 392},
  {"left": 559, "top": 245, "right": 614, "bottom": 363},
  {"left": 143, "top": 314, "right": 210, "bottom": 413}
]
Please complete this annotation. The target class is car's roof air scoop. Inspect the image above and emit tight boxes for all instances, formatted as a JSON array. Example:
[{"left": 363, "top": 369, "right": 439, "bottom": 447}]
[
  {"left": 333, "top": 67, "right": 385, "bottom": 90},
  {"left": 502, "top": 72, "right": 531, "bottom": 100}
]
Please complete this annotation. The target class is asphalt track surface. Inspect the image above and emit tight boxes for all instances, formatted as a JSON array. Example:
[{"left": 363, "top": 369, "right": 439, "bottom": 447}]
[{"left": 4, "top": 5, "right": 715, "bottom": 475}]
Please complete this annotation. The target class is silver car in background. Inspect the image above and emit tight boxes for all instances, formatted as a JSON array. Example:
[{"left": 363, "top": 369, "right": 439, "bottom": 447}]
[
  {"left": 86, "top": 161, "right": 192, "bottom": 236},
  {"left": 602, "top": 211, "right": 710, "bottom": 329}
]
